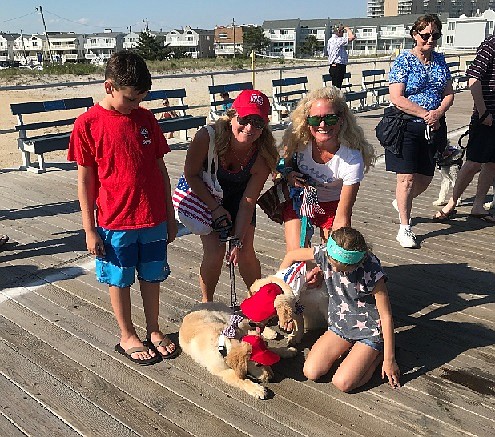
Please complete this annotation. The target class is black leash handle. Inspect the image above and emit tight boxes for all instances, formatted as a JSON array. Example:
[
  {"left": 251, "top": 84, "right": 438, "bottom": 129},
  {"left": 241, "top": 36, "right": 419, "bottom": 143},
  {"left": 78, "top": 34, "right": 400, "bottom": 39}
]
[{"left": 227, "top": 236, "right": 241, "bottom": 310}]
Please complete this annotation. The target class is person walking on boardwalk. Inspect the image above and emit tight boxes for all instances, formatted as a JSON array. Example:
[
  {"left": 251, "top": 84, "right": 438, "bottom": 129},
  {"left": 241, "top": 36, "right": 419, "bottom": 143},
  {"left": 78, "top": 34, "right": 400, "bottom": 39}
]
[
  {"left": 433, "top": 34, "right": 495, "bottom": 224},
  {"left": 280, "top": 227, "right": 400, "bottom": 392},
  {"left": 183, "top": 90, "right": 278, "bottom": 303},
  {"left": 68, "top": 51, "right": 178, "bottom": 365},
  {"left": 386, "top": 14, "right": 454, "bottom": 248},
  {"left": 327, "top": 24, "right": 355, "bottom": 89}
]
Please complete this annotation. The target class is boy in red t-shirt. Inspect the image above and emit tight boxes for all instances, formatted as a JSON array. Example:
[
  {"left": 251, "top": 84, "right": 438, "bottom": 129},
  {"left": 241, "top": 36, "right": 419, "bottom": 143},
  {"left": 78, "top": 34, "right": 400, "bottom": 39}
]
[{"left": 68, "top": 51, "right": 178, "bottom": 365}]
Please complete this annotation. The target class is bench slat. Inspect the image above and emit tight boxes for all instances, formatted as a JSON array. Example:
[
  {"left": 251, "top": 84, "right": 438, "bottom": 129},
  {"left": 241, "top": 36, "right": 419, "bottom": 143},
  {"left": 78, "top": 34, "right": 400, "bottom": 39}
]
[
  {"left": 143, "top": 89, "right": 187, "bottom": 101},
  {"left": 15, "top": 118, "right": 77, "bottom": 132},
  {"left": 10, "top": 97, "right": 94, "bottom": 115},
  {"left": 157, "top": 115, "right": 206, "bottom": 134},
  {"left": 274, "top": 90, "right": 307, "bottom": 99},
  {"left": 21, "top": 133, "right": 72, "bottom": 154},
  {"left": 272, "top": 77, "right": 308, "bottom": 87},
  {"left": 208, "top": 82, "right": 253, "bottom": 95}
]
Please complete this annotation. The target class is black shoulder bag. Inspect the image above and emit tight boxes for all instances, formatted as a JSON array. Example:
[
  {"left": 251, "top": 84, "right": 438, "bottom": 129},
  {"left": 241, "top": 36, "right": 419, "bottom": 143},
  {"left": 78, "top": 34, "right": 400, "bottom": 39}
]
[{"left": 375, "top": 106, "right": 409, "bottom": 155}]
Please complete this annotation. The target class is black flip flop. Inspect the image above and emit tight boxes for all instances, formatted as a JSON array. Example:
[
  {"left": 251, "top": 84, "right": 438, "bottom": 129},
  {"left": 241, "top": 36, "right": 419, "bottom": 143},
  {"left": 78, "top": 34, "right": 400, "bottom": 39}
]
[
  {"left": 114, "top": 344, "right": 160, "bottom": 366},
  {"left": 144, "top": 338, "right": 180, "bottom": 360}
]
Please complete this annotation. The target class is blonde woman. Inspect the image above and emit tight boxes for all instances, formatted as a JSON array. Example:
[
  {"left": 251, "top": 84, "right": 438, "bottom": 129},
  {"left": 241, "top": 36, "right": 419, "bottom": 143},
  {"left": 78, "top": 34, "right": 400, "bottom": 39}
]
[
  {"left": 184, "top": 90, "right": 278, "bottom": 302},
  {"left": 280, "top": 86, "right": 375, "bottom": 251}
]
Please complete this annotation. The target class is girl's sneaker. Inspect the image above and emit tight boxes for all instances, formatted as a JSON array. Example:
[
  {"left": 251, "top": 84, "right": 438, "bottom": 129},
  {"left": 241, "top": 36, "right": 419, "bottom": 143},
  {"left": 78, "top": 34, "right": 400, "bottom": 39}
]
[{"left": 396, "top": 227, "right": 418, "bottom": 248}]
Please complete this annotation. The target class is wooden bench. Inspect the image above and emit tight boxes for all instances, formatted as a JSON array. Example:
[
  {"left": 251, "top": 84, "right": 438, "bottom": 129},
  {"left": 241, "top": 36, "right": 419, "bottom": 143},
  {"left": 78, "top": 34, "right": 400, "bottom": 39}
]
[
  {"left": 362, "top": 69, "right": 389, "bottom": 108},
  {"left": 142, "top": 88, "right": 206, "bottom": 141},
  {"left": 207, "top": 81, "right": 253, "bottom": 122},
  {"left": 10, "top": 97, "right": 94, "bottom": 173},
  {"left": 322, "top": 72, "right": 367, "bottom": 112},
  {"left": 447, "top": 61, "right": 469, "bottom": 92},
  {"left": 272, "top": 76, "right": 308, "bottom": 123}
]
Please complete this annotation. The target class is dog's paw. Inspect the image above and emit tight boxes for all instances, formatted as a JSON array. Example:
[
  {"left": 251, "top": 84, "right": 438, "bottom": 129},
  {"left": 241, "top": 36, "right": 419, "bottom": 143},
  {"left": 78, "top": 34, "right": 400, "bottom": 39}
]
[
  {"left": 261, "top": 326, "right": 278, "bottom": 340},
  {"left": 247, "top": 382, "right": 268, "bottom": 399},
  {"left": 484, "top": 201, "right": 494, "bottom": 210}
]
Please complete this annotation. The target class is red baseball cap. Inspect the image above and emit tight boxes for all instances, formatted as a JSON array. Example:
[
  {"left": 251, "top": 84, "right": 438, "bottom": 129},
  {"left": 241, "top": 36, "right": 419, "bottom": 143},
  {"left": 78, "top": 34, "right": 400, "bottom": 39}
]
[
  {"left": 240, "top": 282, "right": 283, "bottom": 322},
  {"left": 232, "top": 89, "right": 270, "bottom": 123},
  {"left": 242, "top": 335, "right": 280, "bottom": 366}
]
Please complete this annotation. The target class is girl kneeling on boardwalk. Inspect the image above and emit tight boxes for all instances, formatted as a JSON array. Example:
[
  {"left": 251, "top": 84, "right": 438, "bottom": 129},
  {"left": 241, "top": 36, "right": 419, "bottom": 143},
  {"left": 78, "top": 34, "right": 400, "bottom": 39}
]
[{"left": 280, "top": 227, "right": 400, "bottom": 392}]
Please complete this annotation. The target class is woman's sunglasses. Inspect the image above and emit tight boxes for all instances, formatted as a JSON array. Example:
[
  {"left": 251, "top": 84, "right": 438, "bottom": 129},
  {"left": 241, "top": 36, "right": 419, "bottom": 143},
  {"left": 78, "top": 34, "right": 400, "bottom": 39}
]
[
  {"left": 418, "top": 32, "right": 442, "bottom": 41},
  {"left": 307, "top": 114, "right": 340, "bottom": 127},
  {"left": 237, "top": 115, "right": 265, "bottom": 129}
]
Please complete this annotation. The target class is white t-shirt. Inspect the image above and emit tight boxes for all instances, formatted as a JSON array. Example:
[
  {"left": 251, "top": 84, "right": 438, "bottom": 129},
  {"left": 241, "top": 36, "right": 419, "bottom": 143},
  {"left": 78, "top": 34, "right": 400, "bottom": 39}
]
[{"left": 296, "top": 142, "right": 364, "bottom": 202}]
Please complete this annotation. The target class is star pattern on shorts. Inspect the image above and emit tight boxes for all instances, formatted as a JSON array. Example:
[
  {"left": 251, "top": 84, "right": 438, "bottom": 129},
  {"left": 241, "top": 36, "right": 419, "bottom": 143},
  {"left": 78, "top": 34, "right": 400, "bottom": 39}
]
[{"left": 353, "top": 320, "right": 367, "bottom": 331}]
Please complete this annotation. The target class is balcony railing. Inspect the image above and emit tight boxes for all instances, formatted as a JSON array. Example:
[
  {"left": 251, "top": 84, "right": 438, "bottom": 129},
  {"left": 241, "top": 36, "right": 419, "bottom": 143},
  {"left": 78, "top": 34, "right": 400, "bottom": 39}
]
[{"left": 268, "top": 33, "right": 296, "bottom": 41}]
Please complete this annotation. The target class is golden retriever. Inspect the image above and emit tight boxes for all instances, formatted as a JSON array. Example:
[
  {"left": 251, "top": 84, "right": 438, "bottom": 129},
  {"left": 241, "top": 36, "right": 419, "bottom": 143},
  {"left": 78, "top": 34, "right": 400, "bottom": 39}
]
[{"left": 179, "top": 302, "right": 297, "bottom": 399}]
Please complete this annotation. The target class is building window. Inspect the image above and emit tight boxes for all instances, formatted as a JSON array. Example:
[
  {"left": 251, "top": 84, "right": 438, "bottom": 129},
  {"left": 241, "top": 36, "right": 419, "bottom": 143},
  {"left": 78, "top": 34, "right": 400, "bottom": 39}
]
[
  {"left": 219, "top": 33, "right": 228, "bottom": 39},
  {"left": 447, "top": 35, "right": 453, "bottom": 44},
  {"left": 448, "top": 22, "right": 455, "bottom": 30}
]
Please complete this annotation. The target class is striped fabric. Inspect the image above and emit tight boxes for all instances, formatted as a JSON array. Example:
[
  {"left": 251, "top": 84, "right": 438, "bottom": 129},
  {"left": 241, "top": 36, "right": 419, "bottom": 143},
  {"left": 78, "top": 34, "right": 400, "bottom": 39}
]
[
  {"left": 299, "top": 185, "right": 324, "bottom": 219},
  {"left": 172, "top": 174, "right": 213, "bottom": 234},
  {"left": 466, "top": 35, "right": 495, "bottom": 114}
]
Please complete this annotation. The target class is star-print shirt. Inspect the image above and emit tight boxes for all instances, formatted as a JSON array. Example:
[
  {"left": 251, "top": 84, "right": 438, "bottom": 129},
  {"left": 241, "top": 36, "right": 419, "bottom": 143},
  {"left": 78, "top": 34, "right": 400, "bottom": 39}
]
[
  {"left": 388, "top": 50, "right": 451, "bottom": 110},
  {"left": 313, "top": 245, "right": 387, "bottom": 342}
]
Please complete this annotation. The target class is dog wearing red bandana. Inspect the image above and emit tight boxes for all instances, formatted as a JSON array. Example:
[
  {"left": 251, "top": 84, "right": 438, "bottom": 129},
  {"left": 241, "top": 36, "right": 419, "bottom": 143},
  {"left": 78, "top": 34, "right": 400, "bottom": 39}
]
[
  {"left": 179, "top": 299, "right": 297, "bottom": 399},
  {"left": 247, "top": 264, "right": 329, "bottom": 346}
]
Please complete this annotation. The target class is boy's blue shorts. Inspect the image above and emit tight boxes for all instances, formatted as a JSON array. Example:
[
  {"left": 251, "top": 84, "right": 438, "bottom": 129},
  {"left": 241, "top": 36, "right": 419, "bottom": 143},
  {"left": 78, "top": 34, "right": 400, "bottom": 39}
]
[{"left": 95, "top": 222, "right": 170, "bottom": 288}]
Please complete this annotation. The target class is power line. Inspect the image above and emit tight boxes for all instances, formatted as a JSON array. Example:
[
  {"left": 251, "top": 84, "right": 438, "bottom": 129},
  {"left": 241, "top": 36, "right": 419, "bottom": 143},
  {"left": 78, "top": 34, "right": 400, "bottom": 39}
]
[{"left": 1, "top": 11, "right": 37, "bottom": 24}]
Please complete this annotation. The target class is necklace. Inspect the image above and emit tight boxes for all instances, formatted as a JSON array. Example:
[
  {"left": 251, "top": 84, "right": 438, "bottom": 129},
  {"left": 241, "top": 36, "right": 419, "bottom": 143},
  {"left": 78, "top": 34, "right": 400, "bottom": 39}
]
[
  {"left": 230, "top": 144, "right": 254, "bottom": 170},
  {"left": 412, "top": 48, "right": 431, "bottom": 65}
]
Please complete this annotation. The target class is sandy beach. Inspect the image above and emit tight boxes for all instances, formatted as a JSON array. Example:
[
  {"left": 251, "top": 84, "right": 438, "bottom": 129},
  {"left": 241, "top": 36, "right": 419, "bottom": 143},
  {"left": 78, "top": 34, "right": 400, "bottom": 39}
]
[{"left": 0, "top": 59, "right": 397, "bottom": 170}]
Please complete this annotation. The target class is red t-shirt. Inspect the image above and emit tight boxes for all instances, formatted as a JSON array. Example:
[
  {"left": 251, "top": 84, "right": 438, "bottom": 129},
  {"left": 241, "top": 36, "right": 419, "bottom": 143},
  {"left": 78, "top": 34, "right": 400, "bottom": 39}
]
[{"left": 68, "top": 104, "right": 170, "bottom": 230}]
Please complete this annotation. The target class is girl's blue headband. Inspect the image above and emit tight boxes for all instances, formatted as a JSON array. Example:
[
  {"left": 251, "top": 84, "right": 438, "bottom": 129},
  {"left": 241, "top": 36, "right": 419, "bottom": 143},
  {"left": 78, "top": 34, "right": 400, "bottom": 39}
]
[{"left": 326, "top": 235, "right": 366, "bottom": 265}]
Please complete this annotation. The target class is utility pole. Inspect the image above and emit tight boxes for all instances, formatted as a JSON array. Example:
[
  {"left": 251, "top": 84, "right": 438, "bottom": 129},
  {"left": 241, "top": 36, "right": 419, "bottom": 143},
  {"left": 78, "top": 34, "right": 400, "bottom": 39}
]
[
  {"left": 20, "top": 29, "right": 28, "bottom": 63},
  {"left": 232, "top": 18, "right": 235, "bottom": 59},
  {"left": 36, "top": 6, "right": 53, "bottom": 63}
]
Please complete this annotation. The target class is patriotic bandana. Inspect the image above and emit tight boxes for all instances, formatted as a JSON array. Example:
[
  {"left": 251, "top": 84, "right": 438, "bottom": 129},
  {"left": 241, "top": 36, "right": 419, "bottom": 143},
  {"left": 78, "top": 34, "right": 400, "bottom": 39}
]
[
  {"left": 221, "top": 314, "right": 244, "bottom": 338},
  {"left": 299, "top": 185, "right": 324, "bottom": 218}
]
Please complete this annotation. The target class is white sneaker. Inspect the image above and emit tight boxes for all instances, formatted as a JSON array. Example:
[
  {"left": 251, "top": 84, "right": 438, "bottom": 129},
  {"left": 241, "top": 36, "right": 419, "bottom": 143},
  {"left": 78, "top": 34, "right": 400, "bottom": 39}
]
[{"left": 396, "top": 227, "right": 418, "bottom": 248}]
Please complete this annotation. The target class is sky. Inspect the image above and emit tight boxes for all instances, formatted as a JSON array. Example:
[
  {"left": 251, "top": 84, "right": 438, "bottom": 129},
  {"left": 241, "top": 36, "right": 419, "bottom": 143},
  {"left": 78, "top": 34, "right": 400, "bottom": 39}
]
[{"left": 1, "top": 0, "right": 368, "bottom": 35}]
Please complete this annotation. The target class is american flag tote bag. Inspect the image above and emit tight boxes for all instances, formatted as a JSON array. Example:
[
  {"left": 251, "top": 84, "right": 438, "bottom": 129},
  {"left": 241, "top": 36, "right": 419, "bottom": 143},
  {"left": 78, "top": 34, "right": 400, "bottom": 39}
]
[{"left": 172, "top": 126, "right": 223, "bottom": 235}]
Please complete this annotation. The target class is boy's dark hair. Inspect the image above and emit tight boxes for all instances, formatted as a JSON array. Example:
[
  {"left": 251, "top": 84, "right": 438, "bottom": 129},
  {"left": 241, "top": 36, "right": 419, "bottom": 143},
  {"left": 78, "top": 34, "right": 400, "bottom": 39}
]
[
  {"left": 330, "top": 227, "right": 369, "bottom": 253},
  {"left": 105, "top": 51, "right": 152, "bottom": 93}
]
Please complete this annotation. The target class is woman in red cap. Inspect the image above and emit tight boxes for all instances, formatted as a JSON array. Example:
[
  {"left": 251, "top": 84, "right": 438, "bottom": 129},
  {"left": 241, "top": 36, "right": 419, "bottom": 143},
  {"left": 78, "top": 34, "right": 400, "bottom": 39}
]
[{"left": 184, "top": 90, "right": 279, "bottom": 302}]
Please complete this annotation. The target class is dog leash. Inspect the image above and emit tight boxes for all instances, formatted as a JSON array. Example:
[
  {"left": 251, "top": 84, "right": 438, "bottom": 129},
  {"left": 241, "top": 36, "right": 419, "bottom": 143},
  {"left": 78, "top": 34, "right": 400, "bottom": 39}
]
[{"left": 226, "top": 236, "right": 241, "bottom": 311}]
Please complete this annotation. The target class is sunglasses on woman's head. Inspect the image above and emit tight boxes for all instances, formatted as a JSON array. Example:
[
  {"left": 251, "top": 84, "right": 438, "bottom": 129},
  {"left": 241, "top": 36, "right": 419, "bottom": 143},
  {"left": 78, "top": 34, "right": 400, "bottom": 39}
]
[
  {"left": 418, "top": 32, "right": 442, "bottom": 41},
  {"left": 237, "top": 115, "right": 265, "bottom": 129},
  {"left": 307, "top": 114, "right": 340, "bottom": 126}
]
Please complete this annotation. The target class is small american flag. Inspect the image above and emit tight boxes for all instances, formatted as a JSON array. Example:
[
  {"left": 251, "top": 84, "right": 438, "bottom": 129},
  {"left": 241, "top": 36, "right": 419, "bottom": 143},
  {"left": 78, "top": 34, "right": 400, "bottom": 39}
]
[
  {"left": 299, "top": 185, "right": 324, "bottom": 218},
  {"left": 173, "top": 174, "right": 213, "bottom": 228}
]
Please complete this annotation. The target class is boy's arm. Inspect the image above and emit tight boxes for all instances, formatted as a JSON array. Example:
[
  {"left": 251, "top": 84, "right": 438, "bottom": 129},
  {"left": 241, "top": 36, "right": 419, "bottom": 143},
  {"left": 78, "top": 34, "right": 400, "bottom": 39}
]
[
  {"left": 158, "top": 158, "right": 178, "bottom": 243},
  {"left": 374, "top": 278, "right": 400, "bottom": 389},
  {"left": 78, "top": 165, "right": 104, "bottom": 256},
  {"left": 279, "top": 247, "right": 314, "bottom": 270}
]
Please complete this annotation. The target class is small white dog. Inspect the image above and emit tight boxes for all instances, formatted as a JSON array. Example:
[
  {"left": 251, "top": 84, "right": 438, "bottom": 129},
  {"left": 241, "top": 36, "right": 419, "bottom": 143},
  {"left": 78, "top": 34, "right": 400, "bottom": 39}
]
[
  {"left": 433, "top": 145, "right": 464, "bottom": 207},
  {"left": 179, "top": 301, "right": 297, "bottom": 399}
]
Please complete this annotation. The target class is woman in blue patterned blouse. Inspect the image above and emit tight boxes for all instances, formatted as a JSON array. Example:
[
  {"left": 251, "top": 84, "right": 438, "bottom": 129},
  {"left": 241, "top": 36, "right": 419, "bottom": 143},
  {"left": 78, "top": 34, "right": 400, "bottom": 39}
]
[{"left": 386, "top": 14, "right": 454, "bottom": 249}]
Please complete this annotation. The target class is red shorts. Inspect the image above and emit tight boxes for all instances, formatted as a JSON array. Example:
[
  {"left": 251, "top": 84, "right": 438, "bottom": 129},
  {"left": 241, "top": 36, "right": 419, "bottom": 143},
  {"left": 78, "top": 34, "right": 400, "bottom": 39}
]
[{"left": 282, "top": 199, "right": 339, "bottom": 230}]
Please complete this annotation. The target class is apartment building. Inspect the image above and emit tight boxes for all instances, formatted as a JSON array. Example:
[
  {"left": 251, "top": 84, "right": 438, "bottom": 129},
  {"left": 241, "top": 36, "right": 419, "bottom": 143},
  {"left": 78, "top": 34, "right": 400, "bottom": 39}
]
[
  {"left": 444, "top": 9, "right": 495, "bottom": 50},
  {"left": 165, "top": 26, "right": 214, "bottom": 58},
  {"left": 0, "top": 33, "right": 19, "bottom": 63},
  {"left": 262, "top": 18, "right": 330, "bottom": 58},
  {"left": 368, "top": 0, "right": 495, "bottom": 17},
  {"left": 83, "top": 29, "right": 124, "bottom": 64},
  {"left": 214, "top": 25, "right": 244, "bottom": 57}
]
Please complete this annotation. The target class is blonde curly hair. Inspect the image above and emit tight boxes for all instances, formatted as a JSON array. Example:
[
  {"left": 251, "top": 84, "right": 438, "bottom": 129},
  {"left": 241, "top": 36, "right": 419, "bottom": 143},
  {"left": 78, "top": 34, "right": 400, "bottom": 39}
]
[
  {"left": 281, "top": 87, "right": 375, "bottom": 173},
  {"left": 214, "top": 109, "right": 279, "bottom": 172}
]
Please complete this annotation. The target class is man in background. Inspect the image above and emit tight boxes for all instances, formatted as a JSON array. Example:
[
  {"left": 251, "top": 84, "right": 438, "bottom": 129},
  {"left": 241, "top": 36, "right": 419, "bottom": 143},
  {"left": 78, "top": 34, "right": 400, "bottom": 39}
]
[{"left": 327, "top": 25, "right": 355, "bottom": 89}]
